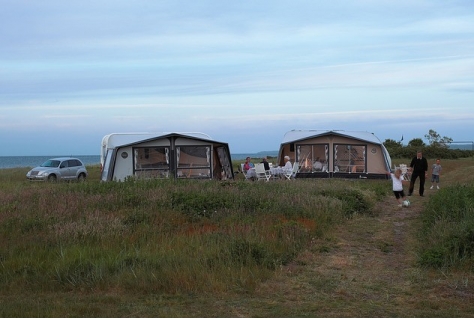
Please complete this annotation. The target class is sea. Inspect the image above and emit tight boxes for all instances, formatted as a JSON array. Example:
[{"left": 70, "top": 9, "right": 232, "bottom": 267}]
[{"left": 0, "top": 151, "right": 279, "bottom": 169}]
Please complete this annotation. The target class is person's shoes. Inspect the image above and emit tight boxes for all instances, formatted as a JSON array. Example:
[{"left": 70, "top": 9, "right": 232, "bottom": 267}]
[
  {"left": 420, "top": 194, "right": 424, "bottom": 197},
  {"left": 437, "top": 186, "right": 440, "bottom": 189},
  {"left": 430, "top": 186, "right": 433, "bottom": 189}
]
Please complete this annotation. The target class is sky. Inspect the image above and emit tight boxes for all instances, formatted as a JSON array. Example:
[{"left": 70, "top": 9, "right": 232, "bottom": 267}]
[{"left": 1, "top": 0, "right": 474, "bottom": 156}]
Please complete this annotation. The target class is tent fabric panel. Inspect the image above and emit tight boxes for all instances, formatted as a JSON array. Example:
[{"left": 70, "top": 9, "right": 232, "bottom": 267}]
[
  {"left": 277, "top": 131, "right": 390, "bottom": 179},
  {"left": 281, "top": 130, "right": 383, "bottom": 145},
  {"left": 106, "top": 133, "right": 234, "bottom": 181}
]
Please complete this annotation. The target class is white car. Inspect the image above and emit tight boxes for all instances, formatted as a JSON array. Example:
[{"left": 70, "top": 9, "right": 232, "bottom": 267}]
[{"left": 26, "top": 157, "right": 88, "bottom": 182}]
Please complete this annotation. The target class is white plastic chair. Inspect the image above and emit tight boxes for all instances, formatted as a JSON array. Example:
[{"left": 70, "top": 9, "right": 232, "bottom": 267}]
[
  {"left": 399, "top": 164, "right": 411, "bottom": 180},
  {"left": 255, "top": 163, "right": 272, "bottom": 182},
  {"left": 283, "top": 162, "right": 299, "bottom": 180},
  {"left": 241, "top": 163, "right": 251, "bottom": 180}
]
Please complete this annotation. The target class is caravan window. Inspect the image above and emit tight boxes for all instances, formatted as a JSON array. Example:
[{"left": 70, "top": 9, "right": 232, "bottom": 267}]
[
  {"left": 334, "top": 144, "right": 366, "bottom": 173},
  {"left": 176, "top": 146, "right": 211, "bottom": 178},
  {"left": 296, "top": 144, "right": 329, "bottom": 173},
  {"left": 134, "top": 147, "right": 170, "bottom": 178}
]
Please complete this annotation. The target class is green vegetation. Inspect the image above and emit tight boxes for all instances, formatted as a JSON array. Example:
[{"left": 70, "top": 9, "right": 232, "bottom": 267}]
[
  {"left": 0, "top": 158, "right": 474, "bottom": 317},
  {"left": 384, "top": 129, "right": 474, "bottom": 159},
  {"left": 418, "top": 184, "right": 474, "bottom": 268}
]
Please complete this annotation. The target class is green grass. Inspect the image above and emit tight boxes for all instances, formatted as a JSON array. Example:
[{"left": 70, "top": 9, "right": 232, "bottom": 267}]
[
  {"left": 0, "top": 165, "right": 384, "bottom": 311},
  {"left": 418, "top": 183, "right": 474, "bottom": 268},
  {"left": 1, "top": 159, "right": 474, "bottom": 316}
]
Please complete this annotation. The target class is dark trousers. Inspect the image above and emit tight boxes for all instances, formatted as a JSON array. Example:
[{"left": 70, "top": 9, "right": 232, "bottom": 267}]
[{"left": 409, "top": 171, "right": 426, "bottom": 195}]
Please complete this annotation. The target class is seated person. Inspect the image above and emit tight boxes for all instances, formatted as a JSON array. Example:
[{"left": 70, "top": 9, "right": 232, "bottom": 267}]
[
  {"left": 243, "top": 156, "right": 254, "bottom": 172},
  {"left": 261, "top": 157, "right": 270, "bottom": 171},
  {"left": 282, "top": 156, "right": 292, "bottom": 172},
  {"left": 313, "top": 158, "right": 323, "bottom": 171}
]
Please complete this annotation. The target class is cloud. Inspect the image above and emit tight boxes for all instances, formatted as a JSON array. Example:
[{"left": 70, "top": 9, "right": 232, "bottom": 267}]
[{"left": 1, "top": 1, "right": 473, "bottom": 155}]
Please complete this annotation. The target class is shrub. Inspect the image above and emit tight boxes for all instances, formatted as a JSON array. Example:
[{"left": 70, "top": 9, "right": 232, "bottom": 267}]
[{"left": 418, "top": 184, "right": 474, "bottom": 268}]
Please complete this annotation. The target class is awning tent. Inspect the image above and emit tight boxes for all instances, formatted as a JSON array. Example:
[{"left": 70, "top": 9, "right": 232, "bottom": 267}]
[
  {"left": 101, "top": 132, "right": 234, "bottom": 181},
  {"left": 277, "top": 130, "right": 391, "bottom": 179}
]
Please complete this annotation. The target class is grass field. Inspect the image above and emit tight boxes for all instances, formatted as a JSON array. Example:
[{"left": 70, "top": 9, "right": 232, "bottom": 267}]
[{"left": 0, "top": 158, "right": 473, "bottom": 317}]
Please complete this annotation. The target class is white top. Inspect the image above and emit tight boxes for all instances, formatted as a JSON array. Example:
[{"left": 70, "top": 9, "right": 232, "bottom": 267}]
[
  {"left": 390, "top": 173, "right": 404, "bottom": 191},
  {"left": 313, "top": 161, "right": 323, "bottom": 170},
  {"left": 283, "top": 161, "right": 293, "bottom": 171}
]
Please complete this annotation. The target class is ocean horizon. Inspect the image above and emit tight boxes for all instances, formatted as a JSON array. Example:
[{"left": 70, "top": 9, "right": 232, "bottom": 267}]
[{"left": 0, "top": 151, "right": 279, "bottom": 169}]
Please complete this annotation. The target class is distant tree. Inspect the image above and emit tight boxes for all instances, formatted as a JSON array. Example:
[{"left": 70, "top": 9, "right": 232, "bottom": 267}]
[
  {"left": 383, "top": 139, "right": 404, "bottom": 158},
  {"left": 383, "top": 139, "right": 403, "bottom": 148},
  {"left": 385, "top": 131, "right": 474, "bottom": 159},
  {"left": 408, "top": 138, "right": 425, "bottom": 148},
  {"left": 424, "top": 129, "right": 453, "bottom": 148}
]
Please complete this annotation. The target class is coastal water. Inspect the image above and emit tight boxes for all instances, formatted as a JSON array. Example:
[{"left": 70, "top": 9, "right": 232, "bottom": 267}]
[
  {"left": 0, "top": 151, "right": 279, "bottom": 169},
  {"left": 0, "top": 155, "right": 101, "bottom": 169}
]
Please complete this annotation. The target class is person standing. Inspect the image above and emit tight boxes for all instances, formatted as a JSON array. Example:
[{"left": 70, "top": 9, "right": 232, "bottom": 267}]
[
  {"left": 430, "top": 158, "right": 442, "bottom": 190},
  {"left": 408, "top": 150, "right": 428, "bottom": 196}
]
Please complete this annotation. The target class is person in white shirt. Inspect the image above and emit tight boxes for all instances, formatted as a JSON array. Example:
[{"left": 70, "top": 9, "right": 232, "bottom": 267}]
[
  {"left": 388, "top": 168, "right": 409, "bottom": 207},
  {"left": 283, "top": 156, "right": 293, "bottom": 172},
  {"left": 313, "top": 158, "right": 323, "bottom": 171}
]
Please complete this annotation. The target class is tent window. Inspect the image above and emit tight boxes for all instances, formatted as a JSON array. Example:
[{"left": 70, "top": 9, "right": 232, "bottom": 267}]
[
  {"left": 133, "top": 147, "right": 170, "bottom": 178},
  {"left": 334, "top": 144, "right": 366, "bottom": 173},
  {"left": 296, "top": 144, "right": 329, "bottom": 173},
  {"left": 176, "top": 146, "right": 211, "bottom": 178},
  {"left": 101, "top": 150, "right": 114, "bottom": 181}
]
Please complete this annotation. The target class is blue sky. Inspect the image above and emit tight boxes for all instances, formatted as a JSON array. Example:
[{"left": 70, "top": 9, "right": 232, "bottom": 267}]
[{"left": 1, "top": 0, "right": 473, "bottom": 155}]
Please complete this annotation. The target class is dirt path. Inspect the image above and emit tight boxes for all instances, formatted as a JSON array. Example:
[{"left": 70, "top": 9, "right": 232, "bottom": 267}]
[{"left": 251, "top": 190, "right": 474, "bottom": 317}]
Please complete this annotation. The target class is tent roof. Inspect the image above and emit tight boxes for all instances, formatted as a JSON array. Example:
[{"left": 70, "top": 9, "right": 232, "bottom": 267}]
[
  {"left": 115, "top": 132, "right": 229, "bottom": 148},
  {"left": 103, "top": 132, "right": 214, "bottom": 147},
  {"left": 281, "top": 130, "right": 384, "bottom": 145}
]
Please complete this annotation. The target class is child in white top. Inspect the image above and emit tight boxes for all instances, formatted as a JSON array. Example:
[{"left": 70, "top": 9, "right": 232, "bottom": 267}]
[{"left": 388, "top": 168, "right": 409, "bottom": 207}]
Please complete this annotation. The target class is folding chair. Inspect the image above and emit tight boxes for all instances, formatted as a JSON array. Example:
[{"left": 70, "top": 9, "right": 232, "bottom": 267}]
[
  {"left": 399, "top": 164, "right": 411, "bottom": 181},
  {"left": 241, "top": 163, "right": 251, "bottom": 180},
  {"left": 255, "top": 163, "right": 272, "bottom": 182},
  {"left": 283, "top": 162, "right": 299, "bottom": 180}
]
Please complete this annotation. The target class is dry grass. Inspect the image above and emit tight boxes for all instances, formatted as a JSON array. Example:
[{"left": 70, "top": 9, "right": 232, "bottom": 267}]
[
  {"left": 1, "top": 159, "right": 474, "bottom": 317},
  {"left": 250, "top": 158, "right": 474, "bottom": 317}
]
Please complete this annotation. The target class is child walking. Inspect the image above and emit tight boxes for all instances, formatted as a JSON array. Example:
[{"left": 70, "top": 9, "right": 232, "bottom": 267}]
[
  {"left": 388, "top": 168, "right": 409, "bottom": 207},
  {"left": 430, "top": 158, "right": 442, "bottom": 190}
]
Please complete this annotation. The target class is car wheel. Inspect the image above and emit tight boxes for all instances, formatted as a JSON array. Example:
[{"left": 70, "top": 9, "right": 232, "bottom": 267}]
[
  {"left": 78, "top": 173, "right": 86, "bottom": 182},
  {"left": 48, "top": 174, "right": 57, "bottom": 182}
]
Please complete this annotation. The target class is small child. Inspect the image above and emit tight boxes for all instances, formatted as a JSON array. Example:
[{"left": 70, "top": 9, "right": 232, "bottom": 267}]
[
  {"left": 430, "top": 159, "right": 442, "bottom": 190},
  {"left": 388, "top": 168, "right": 409, "bottom": 207}
]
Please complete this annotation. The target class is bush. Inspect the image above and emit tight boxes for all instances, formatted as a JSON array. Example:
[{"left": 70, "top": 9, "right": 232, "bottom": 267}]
[{"left": 418, "top": 184, "right": 474, "bottom": 268}]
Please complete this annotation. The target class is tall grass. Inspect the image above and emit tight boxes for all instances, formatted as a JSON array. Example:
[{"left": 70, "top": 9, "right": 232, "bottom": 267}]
[
  {"left": 0, "top": 171, "right": 386, "bottom": 296},
  {"left": 418, "top": 183, "right": 474, "bottom": 268}
]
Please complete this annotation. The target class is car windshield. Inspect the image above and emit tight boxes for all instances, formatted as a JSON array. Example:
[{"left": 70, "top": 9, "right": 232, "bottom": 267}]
[{"left": 41, "top": 160, "right": 61, "bottom": 168}]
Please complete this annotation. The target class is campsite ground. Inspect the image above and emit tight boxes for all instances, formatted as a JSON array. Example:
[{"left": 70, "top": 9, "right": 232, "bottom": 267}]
[
  {"left": 204, "top": 159, "right": 474, "bottom": 317},
  {"left": 239, "top": 159, "right": 474, "bottom": 317},
  {"left": 1, "top": 159, "right": 474, "bottom": 317}
]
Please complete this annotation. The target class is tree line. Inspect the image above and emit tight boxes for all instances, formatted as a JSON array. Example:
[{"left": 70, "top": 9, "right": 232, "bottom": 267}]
[{"left": 383, "top": 129, "right": 474, "bottom": 159}]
